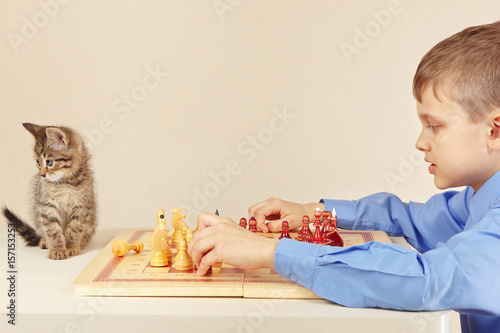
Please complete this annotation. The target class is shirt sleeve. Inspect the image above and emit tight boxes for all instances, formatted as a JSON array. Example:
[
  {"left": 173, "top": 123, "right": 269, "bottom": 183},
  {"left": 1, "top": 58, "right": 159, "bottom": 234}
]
[
  {"left": 274, "top": 194, "right": 500, "bottom": 315},
  {"left": 321, "top": 190, "right": 472, "bottom": 253}
]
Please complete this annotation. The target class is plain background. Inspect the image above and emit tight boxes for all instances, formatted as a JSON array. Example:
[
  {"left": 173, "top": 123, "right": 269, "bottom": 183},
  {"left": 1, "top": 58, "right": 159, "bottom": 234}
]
[{"left": 1, "top": 1, "right": 499, "bottom": 332}]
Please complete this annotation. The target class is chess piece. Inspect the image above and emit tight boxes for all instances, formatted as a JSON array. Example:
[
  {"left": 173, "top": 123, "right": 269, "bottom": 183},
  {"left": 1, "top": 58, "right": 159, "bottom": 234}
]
[
  {"left": 312, "top": 210, "right": 326, "bottom": 245},
  {"left": 174, "top": 236, "right": 193, "bottom": 271},
  {"left": 171, "top": 208, "right": 188, "bottom": 244},
  {"left": 182, "top": 226, "right": 193, "bottom": 244},
  {"left": 326, "top": 208, "right": 338, "bottom": 233},
  {"left": 112, "top": 239, "right": 144, "bottom": 257},
  {"left": 150, "top": 209, "right": 172, "bottom": 266},
  {"left": 195, "top": 216, "right": 200, "bottom": 232},
  {"left": 325, "top": 216, "right": 335, "bottom": 233},
  {"left": 297, "top": 215, "right": 312, "bottom": 242},
  {"left": 325, "top": 207, "right": 344, "bottom": 247},
  {"left": 321, "top": 211, "right": 330, "bottom": 239},
  {"left": 325, "top": 231, "right": 344, "bottom": 247},
  {"left": 248, "top": 217, "right": 257, "bottom": 232},
  {"left": 239, "top": 217, "right": 247, "bottom": 229},
  {"left": 279, "top": 221, "right": 292, "bottom": 239}
]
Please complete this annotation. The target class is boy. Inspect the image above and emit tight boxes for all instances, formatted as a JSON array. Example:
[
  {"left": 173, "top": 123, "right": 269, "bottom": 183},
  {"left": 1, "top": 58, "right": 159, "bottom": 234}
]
[{"left": 188, "top": 21, "right": 500, "bottom": 333}]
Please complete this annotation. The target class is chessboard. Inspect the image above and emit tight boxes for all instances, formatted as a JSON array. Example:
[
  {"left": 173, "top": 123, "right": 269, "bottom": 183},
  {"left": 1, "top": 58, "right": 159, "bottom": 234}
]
[{"left": 74, "top": 228, "right": 392, "bottom": 299}]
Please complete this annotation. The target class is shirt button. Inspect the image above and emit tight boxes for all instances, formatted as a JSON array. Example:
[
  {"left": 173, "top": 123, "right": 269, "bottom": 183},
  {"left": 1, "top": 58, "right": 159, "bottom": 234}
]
[{"left": 289, "top": 274, "right": 298, "bottom": 282}]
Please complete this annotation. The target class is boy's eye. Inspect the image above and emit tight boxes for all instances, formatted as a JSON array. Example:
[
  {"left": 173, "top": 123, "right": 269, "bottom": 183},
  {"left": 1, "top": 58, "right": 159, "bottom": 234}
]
[
  {"left": 46, "top": 159, "right": 54, "bottom": 167},
  {"left": 428, "top": 124, "right": 439, "bottom": 131}
]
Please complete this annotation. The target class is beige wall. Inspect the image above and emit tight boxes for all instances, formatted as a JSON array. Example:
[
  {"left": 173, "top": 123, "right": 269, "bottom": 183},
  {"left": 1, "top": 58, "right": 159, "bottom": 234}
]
[{"left": 1, "top": 0, "right": 499, "bottom": 232}]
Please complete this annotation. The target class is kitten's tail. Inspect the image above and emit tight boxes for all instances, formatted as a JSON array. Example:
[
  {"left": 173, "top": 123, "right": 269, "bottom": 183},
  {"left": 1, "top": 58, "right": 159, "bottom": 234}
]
[{"left": 3, "top": 207, "right": 41, "bottom": 246}]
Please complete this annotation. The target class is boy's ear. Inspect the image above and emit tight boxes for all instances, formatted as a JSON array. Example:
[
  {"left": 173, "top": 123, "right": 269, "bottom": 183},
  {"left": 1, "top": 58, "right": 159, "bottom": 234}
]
[{"left": 487, "top": 110, "right": 500, "bottom": 151}]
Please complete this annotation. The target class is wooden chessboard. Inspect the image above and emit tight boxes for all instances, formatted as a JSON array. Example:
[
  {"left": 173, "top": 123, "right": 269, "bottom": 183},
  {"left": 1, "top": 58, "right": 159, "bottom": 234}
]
[{"left": 74, "top": 228, "right": 391, "bottom": 299}]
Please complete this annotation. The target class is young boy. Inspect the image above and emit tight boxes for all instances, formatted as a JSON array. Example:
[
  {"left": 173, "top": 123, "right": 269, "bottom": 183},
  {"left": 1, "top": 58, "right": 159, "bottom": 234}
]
[{"left": 188, "top": 21, "right": 500, "bottom": 333}]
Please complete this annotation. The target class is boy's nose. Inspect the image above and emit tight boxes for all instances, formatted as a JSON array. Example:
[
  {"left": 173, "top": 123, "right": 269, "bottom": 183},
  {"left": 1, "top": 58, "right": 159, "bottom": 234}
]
[{"left": 415, "top": 132, "right": 429, "bottom": 152}]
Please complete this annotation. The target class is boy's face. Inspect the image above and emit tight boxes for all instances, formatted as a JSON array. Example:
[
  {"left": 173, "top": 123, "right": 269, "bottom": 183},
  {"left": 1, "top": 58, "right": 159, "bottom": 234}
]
[{"left": 415, "top": 86, "right": 493, "bottom": 191}]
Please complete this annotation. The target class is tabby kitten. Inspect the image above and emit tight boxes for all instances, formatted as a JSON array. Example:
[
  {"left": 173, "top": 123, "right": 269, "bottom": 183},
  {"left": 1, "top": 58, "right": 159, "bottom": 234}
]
[{"left": 3, "top": 123, "right": 97, "bottom": 260}]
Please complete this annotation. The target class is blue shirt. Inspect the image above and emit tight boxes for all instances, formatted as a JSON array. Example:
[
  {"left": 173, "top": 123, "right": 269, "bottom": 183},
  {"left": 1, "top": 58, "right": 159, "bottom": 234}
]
[{"left": 274, "top": 171, "right": 500, "bottom": 333}]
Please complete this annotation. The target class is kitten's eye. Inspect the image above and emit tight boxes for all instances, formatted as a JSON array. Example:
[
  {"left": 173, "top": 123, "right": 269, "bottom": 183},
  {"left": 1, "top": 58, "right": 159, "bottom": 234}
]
[
  {"left": 36, "top": 160, "right": 41, "bottom": 167},
  {"left": 46, "top": 159, "right": 54, "bottom": 167}
]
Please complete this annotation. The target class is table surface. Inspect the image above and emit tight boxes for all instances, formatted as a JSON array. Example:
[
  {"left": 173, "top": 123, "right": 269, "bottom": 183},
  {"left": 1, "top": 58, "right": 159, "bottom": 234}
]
[{"left": 0, "top": 228, "right": 450, "bottom": 333}]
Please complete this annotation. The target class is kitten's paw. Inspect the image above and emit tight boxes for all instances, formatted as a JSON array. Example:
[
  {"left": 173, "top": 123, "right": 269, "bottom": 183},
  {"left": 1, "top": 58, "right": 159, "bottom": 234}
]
[
  {"left": 48, "top": 248, "right": 70, "bottom": 260},
  {"left": 68, "top": 244, "right": 81, "bottom": 256},
  {"left": 80, "top": 238, "right": 88, "bottom": 249},
  {"left": 39, "top": 238, "right": 47, "bottom": 249}
]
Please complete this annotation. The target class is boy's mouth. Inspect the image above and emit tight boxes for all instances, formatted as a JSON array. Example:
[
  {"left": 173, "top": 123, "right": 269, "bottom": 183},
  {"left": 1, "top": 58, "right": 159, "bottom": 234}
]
[{"left": 428, "top": 163, "right": 437, "bottom": 174}]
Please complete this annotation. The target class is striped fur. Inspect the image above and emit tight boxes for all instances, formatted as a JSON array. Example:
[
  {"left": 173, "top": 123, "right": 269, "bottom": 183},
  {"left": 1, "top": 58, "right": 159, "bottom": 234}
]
[{"left": 3, "top": 123, "right": 97, "bottom": 260}]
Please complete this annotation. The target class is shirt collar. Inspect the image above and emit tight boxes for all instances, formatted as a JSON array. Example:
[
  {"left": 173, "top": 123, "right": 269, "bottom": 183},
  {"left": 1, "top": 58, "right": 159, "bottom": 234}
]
[{"left": 469, "top": 171, "right": 500, "bottom": 224}]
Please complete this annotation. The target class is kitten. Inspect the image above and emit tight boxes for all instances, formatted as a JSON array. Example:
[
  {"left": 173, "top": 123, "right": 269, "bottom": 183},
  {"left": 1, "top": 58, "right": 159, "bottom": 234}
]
[{"left": 3, "top": 123, "right": 97, "bottom": 260}]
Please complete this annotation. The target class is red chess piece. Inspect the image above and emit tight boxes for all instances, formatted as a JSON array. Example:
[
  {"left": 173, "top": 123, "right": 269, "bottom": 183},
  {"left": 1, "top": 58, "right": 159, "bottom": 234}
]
[
  {"left": 279, "top": 221, "right": 292, "bottom": 239},
  {"left": 297, "top": 215, "right": 312, "bottom": 241},
  {"left": 321, "top": 211, "right": 330, "bottom": 238},
  {"left": 326, "top": 210, "right": 337, "bottom": 233},
  {"left": 239, "top": 217, "right": 247, "bottom": 229},
  {"left": 325, "top": 230, "right": 344, "bottom": 247},
  {"left": 314, "top": 208, "right": 322, "bottom": 220},
  {"left": 325, "top": 208, "right": 343, "bottom": 246},
  {"left": 248, "top": 217, "right": 257, "bottom": 232},
  {"left": 326, "top": 216, "right": 336, "bottom": 233},
  {"left": 312, "top": 215, "right": 326, "bottom": 245}
]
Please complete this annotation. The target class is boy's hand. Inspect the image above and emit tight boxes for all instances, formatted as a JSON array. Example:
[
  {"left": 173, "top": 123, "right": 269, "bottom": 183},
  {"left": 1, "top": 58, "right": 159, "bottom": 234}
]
[
  {"left": 188, "top": 212, "right": 279, "bottom": 276},
  {"left": 248, "top": 198, "right": 325, "bottom": 232}
]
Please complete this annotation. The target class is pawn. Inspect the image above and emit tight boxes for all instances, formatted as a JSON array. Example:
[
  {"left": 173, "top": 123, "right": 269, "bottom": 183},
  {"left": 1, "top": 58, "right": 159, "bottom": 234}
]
[
  {"left": 279, "top": 221, "right": 292, "bottom": 239},
  {"left": 112, "top": 239, "right": 144, "bottom": 257},
  {"left": 297, "top": 215, "right": 312, "bottom": 242},
  {"left": 174, "top": 236, "right": 194, "bottom": 271},
  {"left": 248, "top": 217, "right": 257, "bottom": 232},
  {"left": 239, "top": 217, "right": 248, "bottom": 229}
]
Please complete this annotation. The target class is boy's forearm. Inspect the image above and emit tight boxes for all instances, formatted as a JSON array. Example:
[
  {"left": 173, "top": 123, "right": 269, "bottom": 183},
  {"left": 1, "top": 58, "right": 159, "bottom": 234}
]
[{"left": 262, "top": 238, "right": 280, "bottom": 269}]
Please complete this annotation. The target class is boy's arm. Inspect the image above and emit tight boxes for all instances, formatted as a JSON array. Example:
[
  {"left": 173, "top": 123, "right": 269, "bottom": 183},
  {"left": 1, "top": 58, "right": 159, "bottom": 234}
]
[
  {"left": 275, "top": 203, "right": 500, "bottom": 315},
  {"left": 321, "top": 188, "right": 472, "bottom": 253}
]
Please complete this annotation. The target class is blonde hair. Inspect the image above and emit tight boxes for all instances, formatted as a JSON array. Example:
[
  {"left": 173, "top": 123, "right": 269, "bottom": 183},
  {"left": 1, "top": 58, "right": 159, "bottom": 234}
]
[{"left": 413, "top": 21, "right": 500, "bottom": 122}]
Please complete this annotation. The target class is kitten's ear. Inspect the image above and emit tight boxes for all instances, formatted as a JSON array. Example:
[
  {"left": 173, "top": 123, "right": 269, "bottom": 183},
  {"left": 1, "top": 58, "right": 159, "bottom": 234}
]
[
  {"left": 46, "top": 128, "right": 69, "bottom": 151},
  {"left": 23, "top": 123, "right": 46, "bottom": 140}
]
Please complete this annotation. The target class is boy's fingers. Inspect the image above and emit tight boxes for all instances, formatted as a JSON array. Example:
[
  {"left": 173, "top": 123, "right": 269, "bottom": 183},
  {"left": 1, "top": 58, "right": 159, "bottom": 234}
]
[
  {"left": 266, "top": 219, "right": 286, "bottom": 232},
  {"left": 249, "top": 198, "right": 285, "bottom": 233},
  {"left": 196, "top": 250, "right": 219, "bottom": 276},
  {"left": 196, "top": 213, "right": 236, "bottom": 234},
  {"left": 188, "top": 223, "right": 221, "bottom": 264},
  {"left": 195, "top": 212, "right": 219, "bottom": 231}
]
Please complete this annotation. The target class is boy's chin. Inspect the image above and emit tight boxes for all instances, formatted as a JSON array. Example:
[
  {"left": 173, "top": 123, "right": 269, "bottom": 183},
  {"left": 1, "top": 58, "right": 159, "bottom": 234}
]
[
  {"left": 433, "top": 177, "right": 453, "bottom": 190},
  {"left": 433, "top": 177, "right": 467, "bottom": 191}
]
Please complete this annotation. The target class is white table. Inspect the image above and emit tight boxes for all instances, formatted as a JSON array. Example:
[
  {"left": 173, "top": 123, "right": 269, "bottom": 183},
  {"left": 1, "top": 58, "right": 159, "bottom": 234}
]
[{"left": 0, "top": 229, "right": 450, "bottom": 333}]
